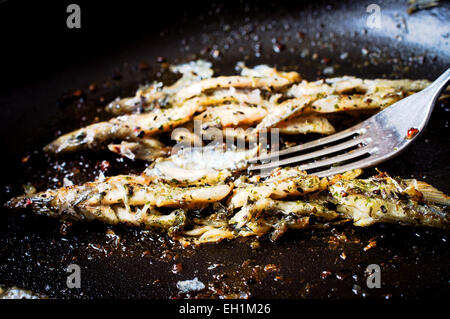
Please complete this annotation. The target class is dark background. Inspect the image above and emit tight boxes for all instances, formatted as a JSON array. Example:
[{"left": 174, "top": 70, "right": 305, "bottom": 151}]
[
  {"left": 1, "top": 1, "right": 188, "bottom": 88},
  {"left": 0, "top": 0, "right": 449, "bottom": 299}
]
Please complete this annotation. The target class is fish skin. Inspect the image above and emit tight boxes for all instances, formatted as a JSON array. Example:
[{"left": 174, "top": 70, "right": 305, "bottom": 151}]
[
  {"left": 145, "top": 160, "right": 232, "bottom": 186},
  {"left": 328, "top": 177, "right": 449, "bottom": 229},
  {"left": 288, "top": 77, "right": 432, "bottom": 98},
  {"left": 275, "top": 114, "right": 336, "bottom": 135},
  {"left": 174, "top": 75, "right": 298, "bottom": 103},
  {"left": 6, "top": 175, "right": 234, "bottom": 217},
  {"left": 228, "top": 166, "right": 321, "bottom": 209},
  {"left": 195, "top": 104, "right": 268, "bottom": 128},
  {"left": 255, "top": 96, "right": 314, "bottom": 131},
  {"left": 106, "top": 60, "right": 215, "bottom": 115},
  {"left": 44, "top": 101, "right": 199, "bottom": 154},
  {"left": 108, "top": 138, "right": 171, "bottom": 161},
  {"left": 229, "top": 198, "right": 337, "bottom": 230},
  {"left": 5, "top": 169, "right": 449, "bottom": 243},
  {"left": 44, "top": 62, "right": 439, "bottom": 161},
  {"left": 9, "top": 60, "right": 450, "bottom": 240},
  {"left": 310, "top": 92, "right": 401, "bottom": 113}
]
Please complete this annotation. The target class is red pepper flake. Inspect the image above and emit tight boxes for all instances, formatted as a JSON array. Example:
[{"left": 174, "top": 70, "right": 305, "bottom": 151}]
[
  {"left": 139, "top": 62, "right": 150, "bottom": 70},
  {"left": 99, "top": 160, "right": 111, "bottom": 172},
  {"left": 406, "top": 128, "right": 419, "bottom": 139},
  {"left": 21, "top": 155, "right": 30, "bottom": 163},
  {"left": 171, "top": 263, "right": 183, "bottom": 274},
  {"left": 142, "top": 250, "right": 151, "bottom": 256},
  {"left": 215, "top": 289, "right": 224, "bottom": 295},
  {"left": 88, "top": 83, "right": 97, "bottom": 92},
  {"left": 72, "top": 89, "right": 83, "bottom": 97},
  {"left": 25, "top": 198, "right": 32, "bottom": 206},
  {"left": 320, "top": 270, "right": 332, "bottom": 279},
  {"left": 320, "top": 57, "right": 330, "bottom": 64}
]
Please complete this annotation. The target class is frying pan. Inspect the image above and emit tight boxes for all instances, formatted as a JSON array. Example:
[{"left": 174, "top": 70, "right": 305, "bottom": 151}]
[{"left": 0, "top": 0, "right": 449, "bottom": 299}]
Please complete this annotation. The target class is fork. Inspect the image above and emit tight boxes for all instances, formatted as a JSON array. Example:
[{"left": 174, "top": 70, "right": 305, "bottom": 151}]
[{"left": 248, "top": 68, "right": 450, "bottom": 177}]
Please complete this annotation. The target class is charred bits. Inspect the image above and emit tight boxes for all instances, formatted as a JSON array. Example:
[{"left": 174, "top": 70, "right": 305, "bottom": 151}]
[
  {"left": 111, "top": 71, "right": 123, "bottom": 81},
  {"left": 171, "top": 263, "right": 183, "bottom": 274},
  {"left": 272, "top": 38, "right": 285, "bottom": 53},
  {"left": 59, "top": 221, "right": 73, "bottom": 236},
  {"left": 320, "top": 270, "right": 332, "bottom": 279},
  {"left": 98, "top": 160, "right": 111, "bottom": 172},
  {"left": 138, "top": 62, "right": 150, "bottom": 71},
  {"left": 88, "top": 83, "right": 97, "bottom": 93},
  {"left": 57, "top": 89, "right": 85, "bottom": 108}
]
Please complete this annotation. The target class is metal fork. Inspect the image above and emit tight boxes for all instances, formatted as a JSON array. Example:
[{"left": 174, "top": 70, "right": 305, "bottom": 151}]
[{"left": 248, "top": 68, "right": 450, "bottom": 177}]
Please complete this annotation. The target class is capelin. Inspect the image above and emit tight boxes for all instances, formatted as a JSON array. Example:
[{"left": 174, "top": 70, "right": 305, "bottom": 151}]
[
  {"left": 328, "top": 176, "right": 450, "bottom": 229},
  {"left": 5, "top": 193, "right": 59, "bottom": 218},
  {"left": 43, "top": 122, "right": 117, "bottom": 154}
]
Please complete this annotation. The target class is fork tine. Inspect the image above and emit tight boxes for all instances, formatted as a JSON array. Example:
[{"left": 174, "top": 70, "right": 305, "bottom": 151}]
[
  {"left": 254, "top": 126, "right": 366, "bottom": 161},
  {"left": 248, "top": 135, "right": 370, "bottom": 171},
  {"left": 295, "top": 146, "right": 374, "bottom": 171},
  {"left": 314, "top": 155, "right": 379, "bottom": 178}
]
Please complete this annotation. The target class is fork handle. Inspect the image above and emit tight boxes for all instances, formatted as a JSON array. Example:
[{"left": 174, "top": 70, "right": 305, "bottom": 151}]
[{"left": 425, "top": 67, "right": 450, "bottom": 103}]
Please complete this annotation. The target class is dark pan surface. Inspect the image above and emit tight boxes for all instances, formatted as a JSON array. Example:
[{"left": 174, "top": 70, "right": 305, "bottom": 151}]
[{"left": 0, "top": 0, "right": 449, "bottom": 299}]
